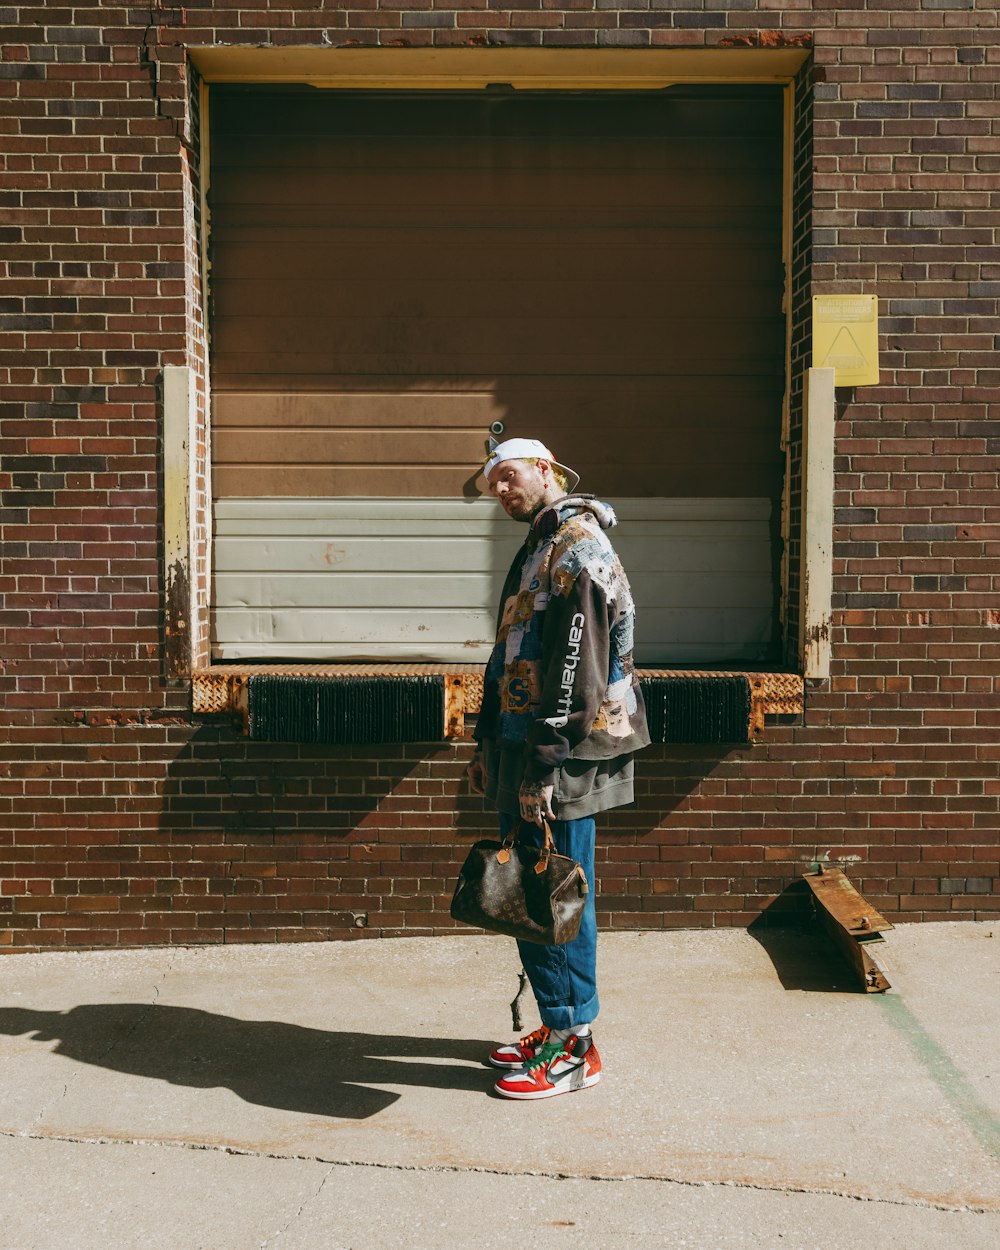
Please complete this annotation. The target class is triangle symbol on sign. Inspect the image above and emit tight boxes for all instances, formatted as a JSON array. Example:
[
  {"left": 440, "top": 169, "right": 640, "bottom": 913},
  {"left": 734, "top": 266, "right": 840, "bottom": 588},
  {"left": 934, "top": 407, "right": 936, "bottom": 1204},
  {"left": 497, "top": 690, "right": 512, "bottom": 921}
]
[{"left": 820, "top": 325, "right": 866, "bottom": 370}]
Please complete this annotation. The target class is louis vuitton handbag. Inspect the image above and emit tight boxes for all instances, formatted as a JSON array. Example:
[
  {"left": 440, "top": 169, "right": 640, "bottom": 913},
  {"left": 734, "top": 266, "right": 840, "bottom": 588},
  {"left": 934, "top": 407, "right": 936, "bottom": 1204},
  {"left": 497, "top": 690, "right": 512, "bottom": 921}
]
[{"left": 450, "top": 820, "right": 589, "bottom": 945}]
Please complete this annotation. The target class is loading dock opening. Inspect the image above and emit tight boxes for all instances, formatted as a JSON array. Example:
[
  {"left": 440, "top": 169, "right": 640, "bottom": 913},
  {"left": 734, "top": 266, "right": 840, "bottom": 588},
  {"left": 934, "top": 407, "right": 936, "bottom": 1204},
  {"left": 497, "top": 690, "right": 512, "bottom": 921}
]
[{"left": 207, "top": 85, "right": 786, "bottom": 668}]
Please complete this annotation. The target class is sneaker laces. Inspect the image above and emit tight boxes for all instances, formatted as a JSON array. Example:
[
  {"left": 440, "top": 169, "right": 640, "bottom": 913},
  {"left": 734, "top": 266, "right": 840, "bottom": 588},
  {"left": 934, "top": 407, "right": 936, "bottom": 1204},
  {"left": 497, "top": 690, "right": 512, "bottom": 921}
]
[{"left": 525, "top": 1038, "right": 569, "bottom": 1073}]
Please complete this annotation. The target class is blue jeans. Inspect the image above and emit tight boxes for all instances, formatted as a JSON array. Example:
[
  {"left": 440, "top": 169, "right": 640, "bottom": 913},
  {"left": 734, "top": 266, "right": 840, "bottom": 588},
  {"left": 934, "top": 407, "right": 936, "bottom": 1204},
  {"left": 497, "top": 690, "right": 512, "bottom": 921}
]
[{"left": 499, "top": 812, "right": 599, "bottom": 1030}]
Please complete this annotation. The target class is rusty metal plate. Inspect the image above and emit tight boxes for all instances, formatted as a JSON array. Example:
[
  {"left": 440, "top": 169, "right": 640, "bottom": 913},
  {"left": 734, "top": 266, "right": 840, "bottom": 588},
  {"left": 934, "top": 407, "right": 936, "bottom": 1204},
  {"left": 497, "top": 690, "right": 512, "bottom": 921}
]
[
  {"left": 639, "top": 670, "right": 804, "bottom": 738},
  {"left": 803, "top": 866, "right": 893, "bottom": 937},
  {"left": 193, "top": 664, "right": 484, "bottom": 738},
  {"left": 802, "top": 867, "right": 893, "bottom": 993},
  {"left": 191, "top": 669, "right": 233, "bottom": 715},
  {"left": 756, "top": 671, "right": 806, "bottom": 716},
  {"left": 193, "top": 665, "right": 803, "bottom": 738}
]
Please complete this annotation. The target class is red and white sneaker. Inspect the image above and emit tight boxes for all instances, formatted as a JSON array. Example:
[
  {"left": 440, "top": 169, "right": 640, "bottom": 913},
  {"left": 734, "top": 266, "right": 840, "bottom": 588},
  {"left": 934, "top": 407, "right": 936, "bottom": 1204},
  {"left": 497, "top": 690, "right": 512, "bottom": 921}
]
[
  {"left": 494, "top": 1034, "right": 602, "bottom": 1100},
  {"left": 488, "top": 1024, "right": 551, "bottom": 1070}
]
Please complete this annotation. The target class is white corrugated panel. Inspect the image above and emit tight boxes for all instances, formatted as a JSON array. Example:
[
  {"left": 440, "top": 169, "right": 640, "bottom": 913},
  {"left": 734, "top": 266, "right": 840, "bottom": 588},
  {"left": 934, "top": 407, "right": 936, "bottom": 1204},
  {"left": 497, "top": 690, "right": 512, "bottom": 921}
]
[{"left": 212, "top": 497, "right": 773, "bottom": 664}]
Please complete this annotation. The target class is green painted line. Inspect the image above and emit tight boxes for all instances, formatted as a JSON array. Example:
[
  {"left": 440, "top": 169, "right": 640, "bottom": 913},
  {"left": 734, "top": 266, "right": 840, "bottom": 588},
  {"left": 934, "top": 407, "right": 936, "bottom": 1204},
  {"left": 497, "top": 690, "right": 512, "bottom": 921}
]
[{"left": 879, "top": 994, "right": 1000, "bottom": 1162}]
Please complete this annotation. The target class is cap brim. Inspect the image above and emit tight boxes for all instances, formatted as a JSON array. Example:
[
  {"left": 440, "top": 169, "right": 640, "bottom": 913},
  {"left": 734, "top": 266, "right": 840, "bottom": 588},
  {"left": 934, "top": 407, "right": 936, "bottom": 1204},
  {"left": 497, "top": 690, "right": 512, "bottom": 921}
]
[
  {"left": 553, "top": 463, "right": 581, "bottom": 492},
  {"left": 479, "top": 456, "right": 580, "bottom": 493}
]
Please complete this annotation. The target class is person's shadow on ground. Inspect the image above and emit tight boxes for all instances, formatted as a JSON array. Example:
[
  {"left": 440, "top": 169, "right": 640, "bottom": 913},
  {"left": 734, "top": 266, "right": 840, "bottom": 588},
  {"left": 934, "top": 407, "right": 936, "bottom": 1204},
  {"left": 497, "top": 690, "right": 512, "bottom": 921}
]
[{"left": 0, "top": 1004, "right": 497, "bottom": 1120}]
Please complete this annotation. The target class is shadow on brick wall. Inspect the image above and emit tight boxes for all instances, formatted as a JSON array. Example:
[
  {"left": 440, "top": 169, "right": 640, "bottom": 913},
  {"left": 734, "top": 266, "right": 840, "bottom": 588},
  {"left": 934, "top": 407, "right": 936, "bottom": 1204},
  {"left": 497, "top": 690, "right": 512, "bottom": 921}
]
[
  {"left": 159, "top": 722, "right": 488, "bottom": 840},
  {"left": 158, "top": 728, "right": 733, "bottom": 844},
  {"left": 607, "top": 742, "right": 750, "bottom": 837},
  {"left": 155, "top": 723, "right": 494, "bottom": 937},
  {"left": 154, "top": 727, "right": 741, "bottom": 937}
]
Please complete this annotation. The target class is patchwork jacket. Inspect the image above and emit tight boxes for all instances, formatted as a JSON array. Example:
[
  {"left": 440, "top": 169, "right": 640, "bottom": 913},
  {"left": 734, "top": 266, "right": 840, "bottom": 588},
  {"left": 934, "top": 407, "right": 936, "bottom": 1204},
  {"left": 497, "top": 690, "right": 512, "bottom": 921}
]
[{"left": 475, "top": 495, "right": 650, "bottom": 785}]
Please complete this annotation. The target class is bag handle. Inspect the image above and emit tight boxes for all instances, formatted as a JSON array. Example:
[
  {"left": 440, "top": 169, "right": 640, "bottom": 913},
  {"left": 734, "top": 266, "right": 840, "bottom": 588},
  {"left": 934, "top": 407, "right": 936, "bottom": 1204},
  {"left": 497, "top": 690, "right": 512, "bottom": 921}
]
[{"left": 496, "top": 819, "right": 557, "bottom": 869}]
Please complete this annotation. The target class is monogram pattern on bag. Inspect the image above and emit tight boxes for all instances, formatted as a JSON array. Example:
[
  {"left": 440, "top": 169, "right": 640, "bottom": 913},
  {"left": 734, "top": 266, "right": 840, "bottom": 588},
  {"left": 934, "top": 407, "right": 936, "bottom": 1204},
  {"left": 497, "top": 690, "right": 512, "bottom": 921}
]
[{"left": 451, "top": 833, "right": 585, "bottom": 946}]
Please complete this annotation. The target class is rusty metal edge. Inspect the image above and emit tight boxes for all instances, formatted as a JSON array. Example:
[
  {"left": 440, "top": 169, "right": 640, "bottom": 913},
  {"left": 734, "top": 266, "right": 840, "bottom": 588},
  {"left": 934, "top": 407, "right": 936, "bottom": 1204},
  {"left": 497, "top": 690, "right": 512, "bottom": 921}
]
[
  {"left": 444, "top": 676, "right": 465, "bottom": 739},
  {"left": 803, "top": 866, "right": 894, "bottom": 936},
  {"left": 193, "top": 667, "right": 469, "bottom": 738},
  {"left": 193, "top": 667, "right": 803, "bottom": 720},
  {"left": 802, "top": 868, "right": 892, "bottom": 993}
]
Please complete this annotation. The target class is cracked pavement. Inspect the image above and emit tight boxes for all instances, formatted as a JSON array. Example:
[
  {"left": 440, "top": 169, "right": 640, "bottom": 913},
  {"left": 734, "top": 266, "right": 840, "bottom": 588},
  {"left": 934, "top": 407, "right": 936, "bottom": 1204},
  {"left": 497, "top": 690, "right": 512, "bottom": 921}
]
[{"left": 0, "top": 925, "right": 998, "bottom": 1248}]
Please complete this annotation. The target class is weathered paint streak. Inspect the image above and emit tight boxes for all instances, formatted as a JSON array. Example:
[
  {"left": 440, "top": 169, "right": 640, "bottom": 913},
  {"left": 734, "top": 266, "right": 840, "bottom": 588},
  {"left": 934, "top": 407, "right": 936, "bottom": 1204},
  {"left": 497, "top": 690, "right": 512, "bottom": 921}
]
[
  {"left": 164, "top": 556, "right": 191, "bottom": 681},
  {"left": 879, "top": 994, "right": 1000, "bottom": 1163},
  {"left": 163, "top": 365, "right": 195, "bottom": 682},
  {"left": 800, "top": 367, "right": 836, "bottom": 678}
]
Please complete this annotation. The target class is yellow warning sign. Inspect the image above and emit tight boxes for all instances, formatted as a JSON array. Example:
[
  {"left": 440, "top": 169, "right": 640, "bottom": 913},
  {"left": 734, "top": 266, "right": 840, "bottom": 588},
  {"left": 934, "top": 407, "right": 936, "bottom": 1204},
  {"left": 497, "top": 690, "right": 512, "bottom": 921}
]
[{"left": 812, "top": 294, "right": 879, "bottom": 386}]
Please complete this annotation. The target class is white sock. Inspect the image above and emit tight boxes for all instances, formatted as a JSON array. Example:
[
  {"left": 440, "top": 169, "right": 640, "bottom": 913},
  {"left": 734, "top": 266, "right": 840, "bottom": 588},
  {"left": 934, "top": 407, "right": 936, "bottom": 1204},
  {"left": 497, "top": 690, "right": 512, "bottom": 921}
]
[{"left": 550, "top": 1023, "right": 590, "bottom": 1044}]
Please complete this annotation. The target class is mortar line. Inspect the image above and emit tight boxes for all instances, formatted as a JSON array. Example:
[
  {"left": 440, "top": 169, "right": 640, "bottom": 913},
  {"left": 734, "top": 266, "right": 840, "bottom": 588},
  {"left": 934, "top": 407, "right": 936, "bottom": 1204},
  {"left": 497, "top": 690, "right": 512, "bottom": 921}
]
[{"left": 1, "top": 1127, "right": 997, "bottom": 1217}]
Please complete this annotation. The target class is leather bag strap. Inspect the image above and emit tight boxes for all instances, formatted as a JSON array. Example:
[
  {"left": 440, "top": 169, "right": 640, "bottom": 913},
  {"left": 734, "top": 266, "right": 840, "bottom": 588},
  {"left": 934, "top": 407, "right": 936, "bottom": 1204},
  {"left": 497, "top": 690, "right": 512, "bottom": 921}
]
[{"left": 497, "top": 819, "right": 558, "bottom": 868}]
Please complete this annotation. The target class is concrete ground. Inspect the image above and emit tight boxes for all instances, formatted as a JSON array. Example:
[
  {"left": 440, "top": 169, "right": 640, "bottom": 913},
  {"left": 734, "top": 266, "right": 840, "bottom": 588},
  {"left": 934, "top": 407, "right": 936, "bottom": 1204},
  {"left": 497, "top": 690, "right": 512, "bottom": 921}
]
[{"left": 0, "top": 922, "right": 998, "bottom": 1250}]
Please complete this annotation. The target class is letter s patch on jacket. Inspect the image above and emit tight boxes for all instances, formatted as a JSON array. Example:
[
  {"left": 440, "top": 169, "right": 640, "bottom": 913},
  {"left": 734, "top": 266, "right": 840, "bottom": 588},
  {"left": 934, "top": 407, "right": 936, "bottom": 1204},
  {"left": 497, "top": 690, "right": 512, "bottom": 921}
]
[{"left": 501, "top": 661, "right": 540, "bottom": 714}]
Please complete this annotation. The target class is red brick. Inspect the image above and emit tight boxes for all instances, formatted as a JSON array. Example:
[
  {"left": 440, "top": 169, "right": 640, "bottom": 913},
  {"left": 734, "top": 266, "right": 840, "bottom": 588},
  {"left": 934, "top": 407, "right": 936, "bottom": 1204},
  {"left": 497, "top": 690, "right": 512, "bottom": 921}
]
[{"left": 0, "top": 4, "right": 994, "bottom": 948}]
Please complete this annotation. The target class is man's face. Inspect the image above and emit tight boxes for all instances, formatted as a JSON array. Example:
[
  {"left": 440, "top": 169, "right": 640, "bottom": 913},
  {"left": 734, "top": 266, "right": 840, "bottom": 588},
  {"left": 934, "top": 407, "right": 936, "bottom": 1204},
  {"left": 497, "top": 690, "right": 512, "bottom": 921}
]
[{"left": 487, "top": 458, "right": 551, "bottom": 522}]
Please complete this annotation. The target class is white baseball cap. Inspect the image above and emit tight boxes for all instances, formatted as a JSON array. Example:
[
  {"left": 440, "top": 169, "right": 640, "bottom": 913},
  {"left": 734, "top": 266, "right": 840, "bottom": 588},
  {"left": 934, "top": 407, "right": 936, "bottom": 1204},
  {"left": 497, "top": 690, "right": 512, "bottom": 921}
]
[{"left": 482, "top": 437, "right": 580, "bottom": 493}]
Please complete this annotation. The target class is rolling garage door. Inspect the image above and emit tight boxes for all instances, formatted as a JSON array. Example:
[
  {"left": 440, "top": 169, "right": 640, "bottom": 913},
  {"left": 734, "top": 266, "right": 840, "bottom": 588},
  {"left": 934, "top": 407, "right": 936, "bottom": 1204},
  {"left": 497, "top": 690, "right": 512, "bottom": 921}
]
[{"left": 208, "top": 87, "right": 785, "bottom": 663}]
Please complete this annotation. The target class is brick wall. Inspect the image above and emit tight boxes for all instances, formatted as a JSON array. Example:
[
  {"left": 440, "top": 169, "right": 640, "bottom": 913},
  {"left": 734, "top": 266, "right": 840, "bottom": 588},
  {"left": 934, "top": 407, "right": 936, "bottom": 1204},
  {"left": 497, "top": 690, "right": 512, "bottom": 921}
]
[{"left": 1, "top": 3, "right": 997, "bottom": 950}]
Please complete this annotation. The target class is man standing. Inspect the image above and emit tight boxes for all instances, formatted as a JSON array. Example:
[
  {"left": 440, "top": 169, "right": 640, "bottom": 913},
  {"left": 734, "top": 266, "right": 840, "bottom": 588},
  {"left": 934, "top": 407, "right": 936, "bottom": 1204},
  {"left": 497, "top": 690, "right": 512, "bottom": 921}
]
[{"left": 467, "top": 437, "right": 649, "bottom": 1100}]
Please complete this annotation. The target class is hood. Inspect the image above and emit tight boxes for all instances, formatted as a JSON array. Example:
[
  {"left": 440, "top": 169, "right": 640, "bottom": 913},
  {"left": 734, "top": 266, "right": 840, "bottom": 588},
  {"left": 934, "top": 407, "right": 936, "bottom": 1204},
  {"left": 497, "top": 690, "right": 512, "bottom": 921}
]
[{"left": 530, "top": 494, "right": 618, "bottom": 544}]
